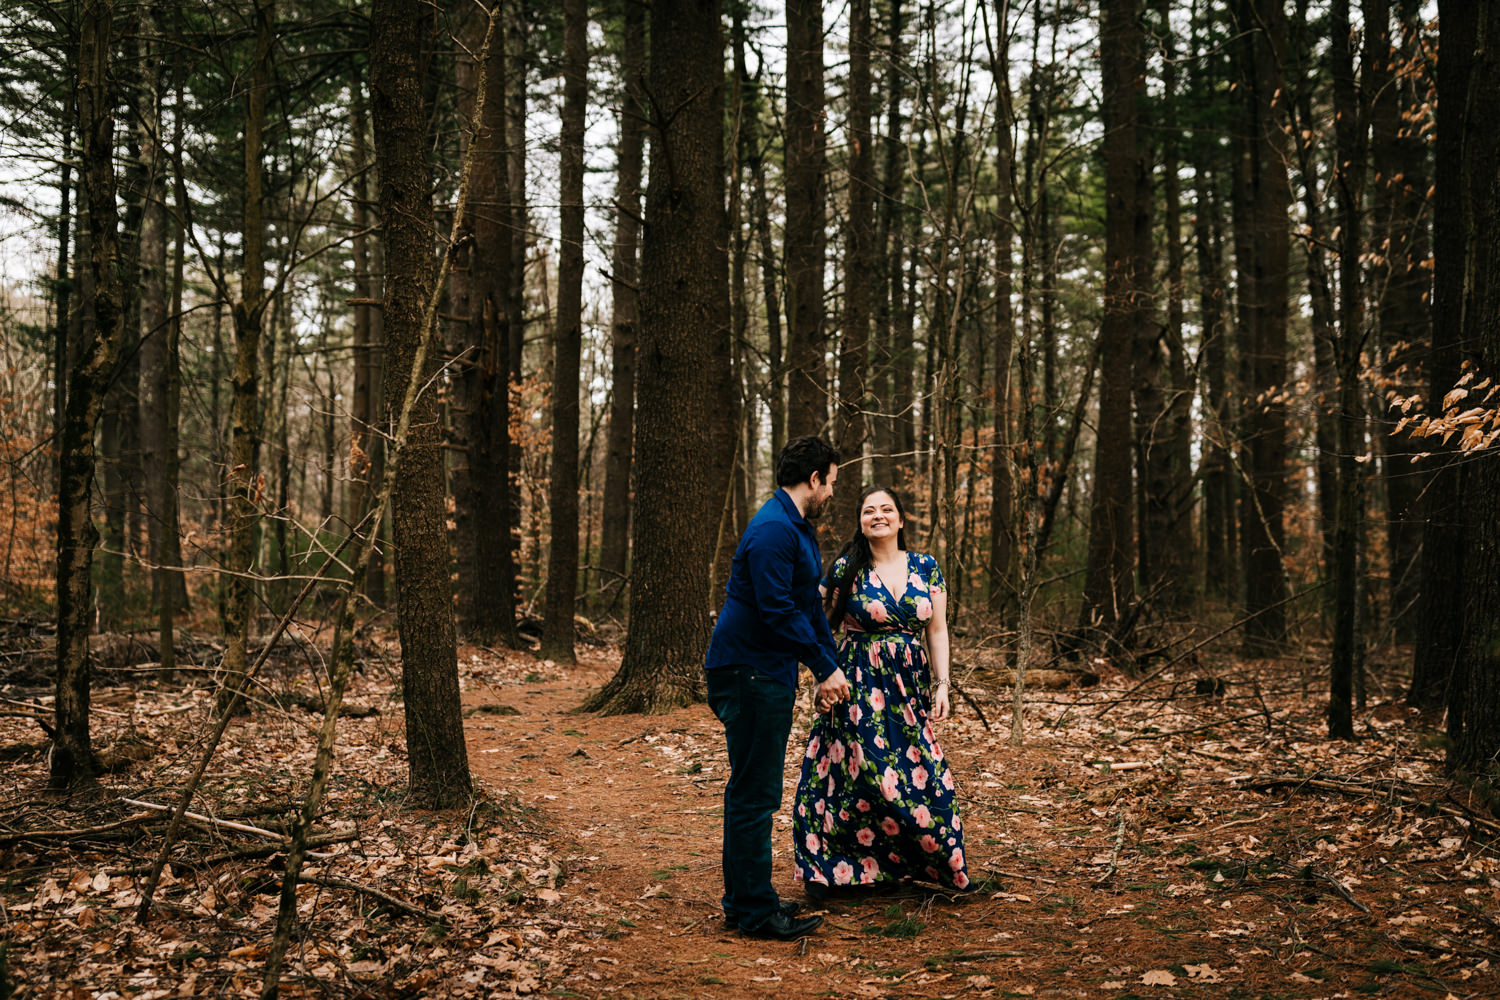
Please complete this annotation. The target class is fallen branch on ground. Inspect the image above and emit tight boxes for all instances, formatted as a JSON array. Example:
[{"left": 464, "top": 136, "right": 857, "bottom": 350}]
[
  {"left": 0, "top": 811, "right": 157, "bottom": 844},
  {"left": 1093, "top": 809, "right": 1128, "bottom": 886},
  {"left": 1118, "top": 710, "right": 1269, "bottom": 743},
  {"left": 299, "top": 875, "right": 443, "bottom": 922},
  {"left": 122, "top": 798, "right": 286, "bottom": 840},
  {"left": 1237, "top": 774, "right": 1500, "bottom": 836}
]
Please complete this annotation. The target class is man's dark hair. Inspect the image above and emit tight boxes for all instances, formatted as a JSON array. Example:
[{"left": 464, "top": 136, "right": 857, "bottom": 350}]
[{"left": 775, "top": 435, "right": 840, "bottom": 487}]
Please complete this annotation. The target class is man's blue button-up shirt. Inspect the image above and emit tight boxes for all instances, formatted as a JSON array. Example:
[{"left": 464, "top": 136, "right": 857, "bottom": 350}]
[{"left": 704, "top": 489, "right": 840, "bottom": 688}]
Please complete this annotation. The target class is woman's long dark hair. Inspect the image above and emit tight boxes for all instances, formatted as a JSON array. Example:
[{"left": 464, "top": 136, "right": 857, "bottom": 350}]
[{"left": 825, "top": 486, "right": 908, "bottom": 627}]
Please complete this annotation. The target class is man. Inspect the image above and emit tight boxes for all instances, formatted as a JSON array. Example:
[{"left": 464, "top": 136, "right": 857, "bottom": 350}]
[{"left": 704, "top": 435, "right": 852, "bottom": 940}]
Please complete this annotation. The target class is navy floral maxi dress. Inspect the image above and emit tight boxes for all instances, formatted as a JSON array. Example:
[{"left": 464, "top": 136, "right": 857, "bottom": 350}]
[{"left": 793, "top": 552, "right": 970, "bottom": 890}]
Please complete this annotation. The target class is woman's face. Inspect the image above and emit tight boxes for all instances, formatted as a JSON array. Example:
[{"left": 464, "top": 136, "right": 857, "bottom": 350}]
[{"left": 859, "top": 491, "right": 902, "bottom": 543}]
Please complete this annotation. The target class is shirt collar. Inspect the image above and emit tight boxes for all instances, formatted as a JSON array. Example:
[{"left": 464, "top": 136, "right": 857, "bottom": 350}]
[{"left": 773, "top": 488, "right": 810, "bottom": 528}]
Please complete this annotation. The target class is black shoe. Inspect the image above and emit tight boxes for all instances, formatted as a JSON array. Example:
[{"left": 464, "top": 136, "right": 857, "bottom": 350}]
[
  {"left": 740, "top": 911, "right": 823, "bottom": 941},
  {"left": 724, "top": 900, "right": 801, "bottom": 927},
  {"left": 804, "top": 880, "right": 830, "bottom": 903}
]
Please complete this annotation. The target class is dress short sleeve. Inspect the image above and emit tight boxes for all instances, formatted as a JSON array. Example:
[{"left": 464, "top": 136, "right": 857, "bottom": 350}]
[
  {"left": 918, "top": 552, "right": 946, "bottom": 593},
  {"left": 822, "top": 554, "right": 850, "bottom": 598}
]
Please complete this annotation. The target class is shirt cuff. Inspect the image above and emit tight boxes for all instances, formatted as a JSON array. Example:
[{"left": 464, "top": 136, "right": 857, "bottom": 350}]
[{"left": 807, "top": 651, "right": 839, "bottom": 683}]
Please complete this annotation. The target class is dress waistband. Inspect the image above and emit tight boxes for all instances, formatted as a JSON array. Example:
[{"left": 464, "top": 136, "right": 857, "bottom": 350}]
[{"left": 842, "top": 626, "right": 921, "bottom": 640}]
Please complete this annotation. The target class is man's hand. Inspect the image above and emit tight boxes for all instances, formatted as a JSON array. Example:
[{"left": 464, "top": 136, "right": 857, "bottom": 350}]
[{"left": 814, "top": 668, "right": 851, "bottom": 713}]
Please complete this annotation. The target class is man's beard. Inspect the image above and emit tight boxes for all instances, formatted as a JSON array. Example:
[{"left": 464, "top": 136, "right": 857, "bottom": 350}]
[{"left": 805, "top": 494, "right": 828, "bottom": 520}]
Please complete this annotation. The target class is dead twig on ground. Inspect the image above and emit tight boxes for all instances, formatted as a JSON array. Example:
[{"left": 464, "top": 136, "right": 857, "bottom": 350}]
[
  {"left": 123, "top": 797, "right": 286, "bottom": 840},
  {"left": 1092, "top": 809, "right": 1127, "bottom": 886},
  {"left": 0, "top": 811, "right": 157, "bottom": 844},
  {"left": 1237, "top": 774, "right": 1500, "bottom": 836},
  {"left": 1118, "top": 710, "right": 1269, "bottom": 743},
  {"left": 299, "top": 875, "right": 443, "bottom": 922}
]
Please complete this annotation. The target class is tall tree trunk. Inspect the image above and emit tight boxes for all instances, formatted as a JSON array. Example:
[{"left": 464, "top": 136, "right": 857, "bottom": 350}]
[
  {"left": 987, "top": 0, "right": 1015, "bottom": 615},
  {"left": 1141, "top": 0, "right": 1195, "bottom": 612},
  {"left": 1289, "top": 0, "right": 1340, "bottom": 607},
  {"left": 505, "top": 0, "right": 528, "bottom": 594},
  {"left": 587, "top": 0, "right": 733, "bottom": 714},
  {"left": 599, "top": 0, "right": 645, "bottom": 612},
  {"left": 1445, "top": 0, "right": 1500, "bottom": 774},
  {"left": 1328, "top": 0, "right": 1370, "bottom": 739},
  {"left": 1194, "top": 161, "right": 1235, "bottom": 602},
  {"left": 871, "top": 0, "right": 906, "bottom": 488},
  {"left": 348, "top": 87, "right": 386, "bottom": 606},
  {"left": 371, "top": 0, "right": 471, "bottom": 807},
  {"left": 136, "top": 0, "right": 177, "bottom": 671},
  {"left": 1375, "top": 2, "right": 1429, "bottom": 646},
  {"left": 54, "top": 0, "right": 125, "bottom": 788},
  {"left": 1080, "top": 0, "right": 1141, "bottom": 644},
  {"left": 541, "top": 0, "right": 589, "bottom": 663},
  {"left": 834, "top": 0, "right": 874, "bottom": 531},
  {"left": 784, "top": 0, "right": 828, "bottom": 438},
  {"left": 451, "top": 3, "right": 519, "bottom": 647},
  {"left": 216, "top": 0, "right": 274, "bottom": 718},
  {"left": 1237, "top": 0, "right": 1292, "bottom": 654},
  {"left": 53, "top": 125, "right": 73, "bottom": 481}
]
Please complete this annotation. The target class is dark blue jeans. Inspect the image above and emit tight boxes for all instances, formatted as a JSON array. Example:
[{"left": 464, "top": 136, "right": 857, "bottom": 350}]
[{"left": 706, "top": 663, "right": 796, "bottom": 931}]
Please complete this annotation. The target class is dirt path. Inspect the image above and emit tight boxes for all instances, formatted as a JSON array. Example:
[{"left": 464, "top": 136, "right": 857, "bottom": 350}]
[
  {"left": 461, "top": 647, "right": 1500, "bottom": 1000},
  {"left": 465, "top": 649, "right": 1045, "bottom": 998}
]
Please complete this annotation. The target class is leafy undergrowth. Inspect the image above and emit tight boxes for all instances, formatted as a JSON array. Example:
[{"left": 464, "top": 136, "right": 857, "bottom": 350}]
[{"left": 1, "top": 622, "right": 1497, "bottom": 999}]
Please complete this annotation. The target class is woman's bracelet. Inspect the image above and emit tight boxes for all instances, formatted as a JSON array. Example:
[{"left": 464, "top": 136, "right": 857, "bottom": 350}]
[{"left": 936, "top": 679, "right": 949, "bottom": 687}]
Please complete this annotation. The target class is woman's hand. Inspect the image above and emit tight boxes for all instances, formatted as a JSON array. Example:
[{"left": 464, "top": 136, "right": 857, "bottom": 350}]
[{"left": 930, "top": 682, "right": 951, "bottom": 721}]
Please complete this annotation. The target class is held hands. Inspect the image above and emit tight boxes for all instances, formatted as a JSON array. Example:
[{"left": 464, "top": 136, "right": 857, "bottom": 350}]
[{"left": 814, "top": 668, "right": 851, "bottom": 714}]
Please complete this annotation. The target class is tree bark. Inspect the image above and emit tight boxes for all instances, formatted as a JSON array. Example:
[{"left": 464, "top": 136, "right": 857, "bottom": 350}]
[
  {"left": 1374, "top": 2, "right": 1429, "bottom": 646},
  {"left": 1080, "top": 0, "right": 1141, "bottom": 644},
  {"left": 871, "top": 0, "right": 906, "bottom": 488},
  {"left": 833, "top": 0, "right": 874, "bottom": 531},
  {"left": 587, "top": 0, "right": 734, "bottom": 714},
  {"left": 784, "top": 0, "right": 828, "bottom": 438},
  {"left": 541, "top": 0, "right": 589, "bottom": 663},
  {"left": 136, "top": 0, "right": 180, "bottom": 673},
  {"left": 1447, "top": 0, "right": 1500, "bottom": 776},
  {"left": 600, "top": 0, "right": 645, "bottom": 612},
  {"left": 348, "top": 87, "right": 386, "bottom": 606},
  {"left": 216, "top": 0, "right": 274, "bottom": 718},
  {"left": 372, "top": 0, "right": 471, "bottom": 807},
  {"left": 53, "top": 0, "right": 125, "bottom": 788},
  {"left": 1328, "top": 0, "right": 1370, "bottom": 739},
  {"left": 1236, "top": 0, "right": 1292, "bottom": 654},
  {"left": 986, "top": 0, "right": 1015, "bottom": 615}
]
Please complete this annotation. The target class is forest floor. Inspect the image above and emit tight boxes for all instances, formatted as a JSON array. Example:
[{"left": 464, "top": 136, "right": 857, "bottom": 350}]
[{"left": 1, "top": 621, "right": 1498, "bottom": 999}]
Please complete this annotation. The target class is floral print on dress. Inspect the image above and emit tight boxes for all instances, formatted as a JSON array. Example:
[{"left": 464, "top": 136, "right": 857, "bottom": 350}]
[{"left": 794, "top": 551, "right": 969, "bottom": 890}]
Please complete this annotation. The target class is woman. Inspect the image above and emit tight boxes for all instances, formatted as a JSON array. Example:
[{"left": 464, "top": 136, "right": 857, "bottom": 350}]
[{"left": 793, "top": 486, "right": 969, "bottom": 898}]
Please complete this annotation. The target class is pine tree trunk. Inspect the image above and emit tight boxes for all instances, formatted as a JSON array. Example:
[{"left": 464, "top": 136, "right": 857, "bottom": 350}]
[
  {"left": 1237, "top": 0, "right": 1292, "bottom": 654},
  {"left": 541, "top": 0, "right": 589, "bottom": 663},
  {"left": 137, "top": 0, "right": 177, "bottom": 670},
  {"left": 587, "top": 0, "right": 733, "bottom": 715},
  {"left": 784, "top": 0, "right": 828, "bottom": 438},
  {"left": 53, "top": 0, "right": 125, "bottom": 788},
  {"left": 599, "top": 0, "right": 645, "bottom": 612},
  {"left": 1447, "top": 0, "right": 1500, "bottom": 775},
  {"left": 216, "top": 0, "right": 274, "bottom": 719},
  {"left": 1373, "top": 3, "right": 1428, "bottom": 646},
  {"left": 834, "top": 0, "right": 874, "bottom": 531},
  {"left": 1081, "top": 0, "right": 1141, "bottom": 644},
  {"left": 987, "top": 0, "right": 1015, "bottom": 615},
  {"left": 348, "top": 87, "right": 386, "bottom": 606},
  {"left": 447, "top": 5, "right": 519, "bottom": 647},
  {"left": 1327, "top": 0, "right": 1369, "bottom": 740},
  {"left": 372, "top": 0, "right": 471, "bottom": 807}
]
